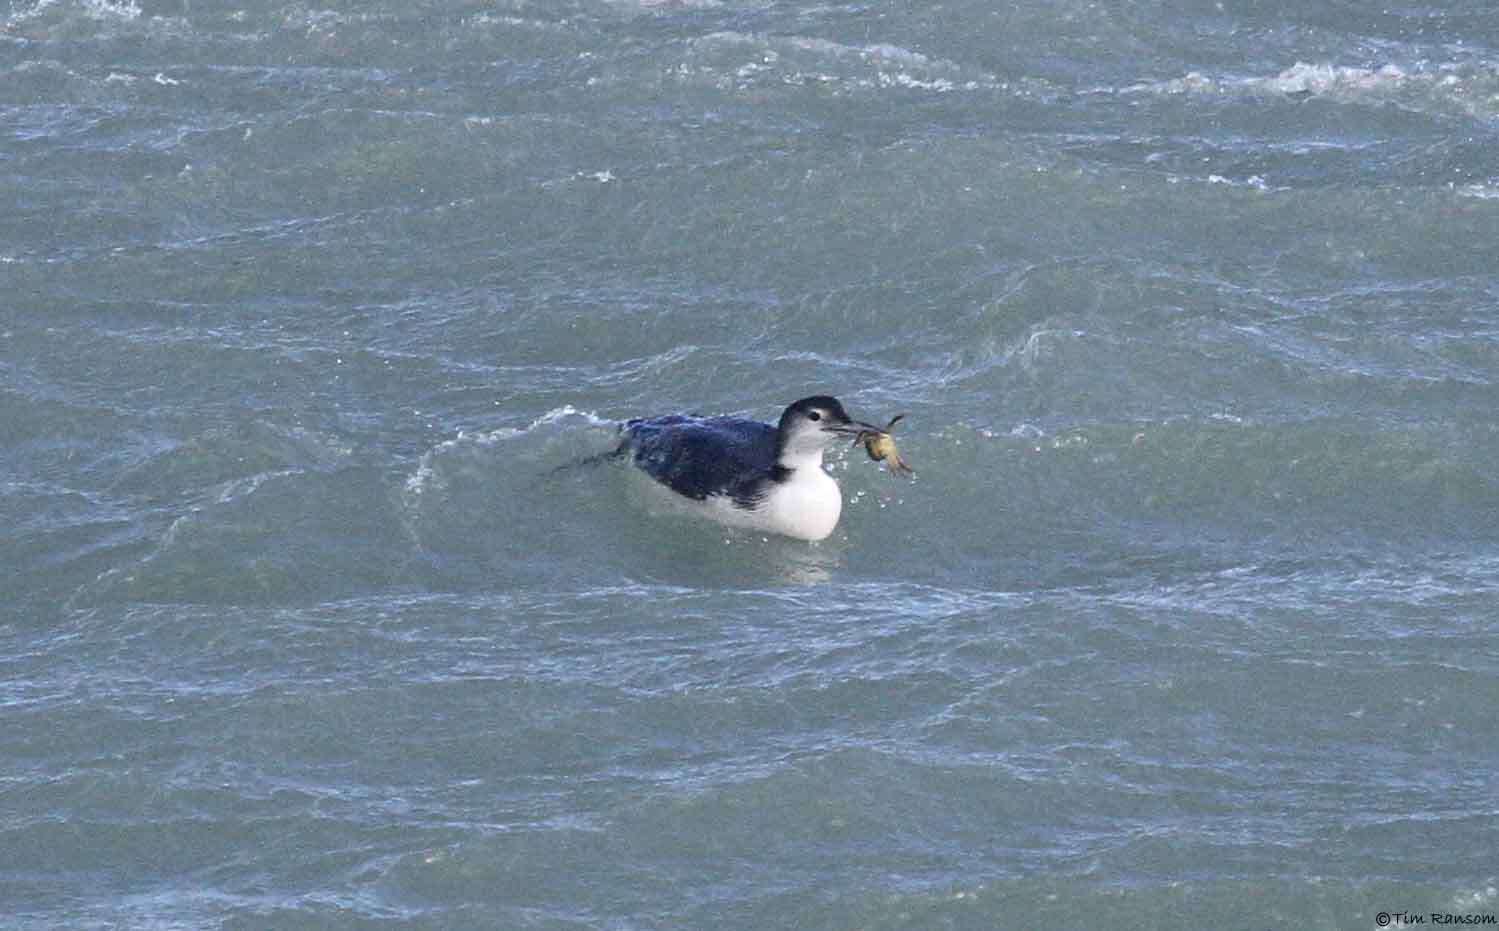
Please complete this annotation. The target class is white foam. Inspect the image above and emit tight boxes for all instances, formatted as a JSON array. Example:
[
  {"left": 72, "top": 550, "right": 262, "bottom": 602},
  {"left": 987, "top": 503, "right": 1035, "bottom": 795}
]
[
  {"left": 85, "top": 0, "right": 139, "bottom": 18},
  {"left": 861, "top": 42, "right": 932, "bottom": 67},
  {"left": 1455, "top": 181, "right": 1499, "bottom": 200},
  {"left": 1124, "top": 61, "right": 1412, "bottom": 99},
  {"left": 1450, "top": 885, "right": 1499, "bottom": 911},
  {"left": 403, "top": 406, "right": 611, "bottom": 496},
  {"left": 529, "top": 404, "right": 612, "bottom": 430},
  {"left": 609, "top": 0, "right": 723, "bottom": 9},
  {"left": 402, "top": 454, "right": 446, "bottom": 497},
  {"left": 685, "top": 30, "right": 990, "bottom": 95},
  {"left": 1259, "top": 61, "right": 1409, "bottom": 96},
  {"left": 11, "top": 0, "right": 141, "bottom": 23},
  {"left": 463, "top": 13, "right": 571, "bottom": 35},
  {"left": 1206, "top": 173, "right": 1273, "bottom": 191},
  {"left": 878, "top": 71, "right": 957, "bottom": 93},
  {"left": 216, "top": 469, "right": 296, "bottom": 504},
  {"left": 1123, "top": 60, "right": 1499, "bottom": 120}
]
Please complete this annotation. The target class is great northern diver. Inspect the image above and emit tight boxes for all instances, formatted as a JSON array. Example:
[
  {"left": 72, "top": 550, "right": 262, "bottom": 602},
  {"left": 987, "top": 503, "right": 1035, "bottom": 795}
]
[{"left": 618, "top": 396, "right": 878, "bottom": 541}]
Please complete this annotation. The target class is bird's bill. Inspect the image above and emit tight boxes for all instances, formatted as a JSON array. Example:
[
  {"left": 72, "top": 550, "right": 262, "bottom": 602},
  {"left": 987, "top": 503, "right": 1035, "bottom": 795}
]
[{"left": 825, "top": 419, "right": 882, "bottom": 436}]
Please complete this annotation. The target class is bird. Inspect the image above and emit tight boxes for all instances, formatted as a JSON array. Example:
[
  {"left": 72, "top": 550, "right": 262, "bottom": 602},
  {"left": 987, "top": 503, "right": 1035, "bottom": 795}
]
[{"left": 616, "top": 395, "right": 879, "bottom": 541}]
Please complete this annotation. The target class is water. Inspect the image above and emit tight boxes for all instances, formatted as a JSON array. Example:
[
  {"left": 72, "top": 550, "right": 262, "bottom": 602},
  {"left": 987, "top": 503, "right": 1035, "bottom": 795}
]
[{"left": 5, "top": 0, "right": 1499, "bottom": 926}]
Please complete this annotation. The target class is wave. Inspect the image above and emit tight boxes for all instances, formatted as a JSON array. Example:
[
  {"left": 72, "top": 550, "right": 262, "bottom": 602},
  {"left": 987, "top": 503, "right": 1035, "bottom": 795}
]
[
  {"left": 674, "top": 30, "right": 999, "bottom": 96},
  {"left": 5, "top": 0, "right": 141, "bottom": 29},
  {"left": 401, "top": 405, "right": 614, "bottom": 499},
  {"left": 1122, "top": 60, "right": 1499, "bottom": 121}
]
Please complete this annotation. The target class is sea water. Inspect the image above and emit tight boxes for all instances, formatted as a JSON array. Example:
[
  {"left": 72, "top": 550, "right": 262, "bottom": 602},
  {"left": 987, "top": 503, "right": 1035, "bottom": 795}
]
[{"left": 4, "top": 0, "right": 1499, "bottom": 927}]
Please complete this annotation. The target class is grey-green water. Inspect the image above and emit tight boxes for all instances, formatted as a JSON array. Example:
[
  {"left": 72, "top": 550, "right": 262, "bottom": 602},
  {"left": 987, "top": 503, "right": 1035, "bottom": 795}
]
[{"left": 5, "top": 0, "right": 1499, "bottom": 927}]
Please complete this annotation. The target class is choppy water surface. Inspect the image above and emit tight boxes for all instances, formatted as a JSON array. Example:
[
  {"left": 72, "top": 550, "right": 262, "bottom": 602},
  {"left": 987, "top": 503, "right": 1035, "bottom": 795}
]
[{"left": 5, "top": 0, "right": 1499, "bottom": 927}]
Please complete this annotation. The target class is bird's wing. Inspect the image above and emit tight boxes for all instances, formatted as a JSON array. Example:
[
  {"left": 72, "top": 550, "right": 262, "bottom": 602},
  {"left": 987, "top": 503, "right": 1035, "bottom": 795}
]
[{"left": 622, "top": 416, "right": 777, "bottom": 501}]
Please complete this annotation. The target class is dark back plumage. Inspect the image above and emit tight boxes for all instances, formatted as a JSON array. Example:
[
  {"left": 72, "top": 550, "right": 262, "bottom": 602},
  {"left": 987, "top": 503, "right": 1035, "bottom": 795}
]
[{"left": 621, "top": 413, "right": 780, "bottom": 505}]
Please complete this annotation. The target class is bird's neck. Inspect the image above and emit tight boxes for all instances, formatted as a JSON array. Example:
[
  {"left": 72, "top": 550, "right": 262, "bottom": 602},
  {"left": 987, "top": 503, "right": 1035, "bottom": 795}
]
[{"left": 776, "top": 443, "right": 827, "bottom": 475}]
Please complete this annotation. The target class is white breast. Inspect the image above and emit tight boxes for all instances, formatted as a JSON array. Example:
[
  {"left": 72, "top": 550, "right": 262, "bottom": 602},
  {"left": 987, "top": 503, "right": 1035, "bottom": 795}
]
[
  {"left": 755, "top": 466, "right": 843, "bottom": 541},
  {"left": 686, "top": 466, "right": 843, "bottom": 541},
  {"left": 626, "top": 442, "right": 845, "bottom": 542}
]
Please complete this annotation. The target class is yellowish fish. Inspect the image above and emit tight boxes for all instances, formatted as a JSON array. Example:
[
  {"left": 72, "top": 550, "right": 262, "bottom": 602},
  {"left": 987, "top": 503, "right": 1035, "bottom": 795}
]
[{"left": 854, "top": 414, "right": 914, "bottom": 476}]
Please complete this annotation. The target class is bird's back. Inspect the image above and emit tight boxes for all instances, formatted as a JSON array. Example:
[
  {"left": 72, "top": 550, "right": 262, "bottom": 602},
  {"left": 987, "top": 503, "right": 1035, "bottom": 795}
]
[{"left": 621, "top": 414, "right": 778, "bottom": 504}]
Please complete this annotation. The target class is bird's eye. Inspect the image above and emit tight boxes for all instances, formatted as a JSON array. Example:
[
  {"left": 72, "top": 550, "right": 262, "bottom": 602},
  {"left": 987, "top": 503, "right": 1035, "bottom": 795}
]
[{"left": 808, "top": 411, "right": 822, "bottom": 421}]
